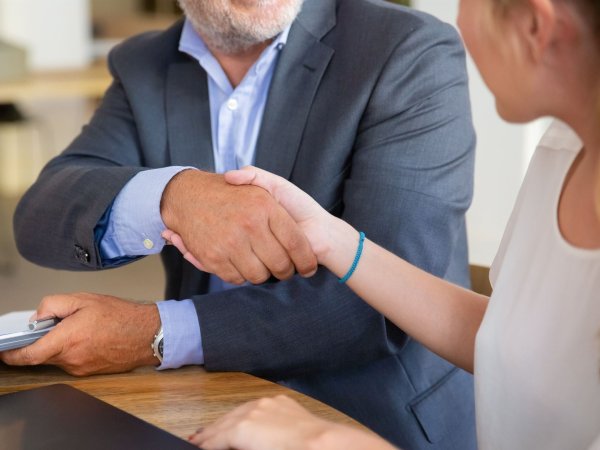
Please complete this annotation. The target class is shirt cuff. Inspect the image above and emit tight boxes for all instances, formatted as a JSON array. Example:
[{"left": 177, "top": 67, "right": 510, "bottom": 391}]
[
  {"left": 156, "top": 299, "right": 204, "bottom": 369},
  {"left": 100, "top": 166, "right": 194, "bottom": 259}
]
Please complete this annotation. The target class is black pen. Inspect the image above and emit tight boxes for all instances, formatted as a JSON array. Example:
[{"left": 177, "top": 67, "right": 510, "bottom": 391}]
[{"left": 28, "top": 318, "right": 60, "bottom": 331}]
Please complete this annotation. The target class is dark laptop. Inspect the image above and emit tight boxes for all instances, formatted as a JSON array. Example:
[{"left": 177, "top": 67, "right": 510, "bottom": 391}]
[{"left": 0, "top": 384, "right": 198, "bottom": 449}]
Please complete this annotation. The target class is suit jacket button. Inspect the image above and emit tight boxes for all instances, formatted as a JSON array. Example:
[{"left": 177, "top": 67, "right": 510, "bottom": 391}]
[{"left": 74, "top": 245, "right": 90, "bottom": 263}]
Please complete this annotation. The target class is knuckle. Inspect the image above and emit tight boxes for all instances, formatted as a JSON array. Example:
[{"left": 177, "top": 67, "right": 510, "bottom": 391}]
[
  {"left": 248, "top": 270, "right": 269, "bottom": 285},
  {"left": 222, "top": 271, "right": 244, "bottom": 285},
  {"left": 231, "top": 276, "right": 245, "bottom": 285},
  {"left": 224, "top": 233, "right": 243, "bottom": 249},
  {"left": 72, "top": 371, "right": 87, "bottom": 377},
  {"left": 240, "top": 215, "right": 261, "bottom": 233},
  {"left": 244, "top": 410, "right": 262, "bottom": 424},
  {"left": 66, "top": 366, "right": 88, "bottom": 377},
  {"left": 256, "top": 397, "right": 274, "bottom": 409},
  {"left": 237, "top": 417, "right": 254, "bottom": 432},
  {"left": 270, "top": 258, "right": 294, "bottom": 278},
  {"left": 297, "top": 257, "right": 318, "bottom": 274},
  {"left": 20, "top": 347, "right": 41, "bottom": 365},
  {"left": 285, "top": 232, "right": 304, "bottom": 252},
  {"left": 203, "top": 249, "right": 224, "bottom": 266},
  {"left": 38, "top": 295, "right": 54, "bottom": 310}
]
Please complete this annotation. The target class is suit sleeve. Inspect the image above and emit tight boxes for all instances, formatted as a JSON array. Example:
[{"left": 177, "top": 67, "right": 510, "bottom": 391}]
[
  {"left": 13, "top": 52, "right": 147, "bottom": 270},
  {"left": 195, "top": 22, "right": 476, "bottom": 378}
]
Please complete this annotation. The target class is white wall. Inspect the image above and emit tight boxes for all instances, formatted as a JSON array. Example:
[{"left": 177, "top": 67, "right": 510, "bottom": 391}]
[
  {"left": 413, "top": 0, "right": 550, "bottom": 266},
  {"left": 0, "top": 0, "right": 92, "bottom": 70}
]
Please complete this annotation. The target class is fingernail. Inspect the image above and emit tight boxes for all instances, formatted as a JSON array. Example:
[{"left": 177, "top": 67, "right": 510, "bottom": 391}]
[{"left": 301, "top": 268, "right": 318, "bottom": 278}]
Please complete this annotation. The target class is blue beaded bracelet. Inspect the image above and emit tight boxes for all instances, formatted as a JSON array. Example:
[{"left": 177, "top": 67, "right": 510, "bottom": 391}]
[{"left": 338, "top": 231, "right": 366, "bottom": 284}]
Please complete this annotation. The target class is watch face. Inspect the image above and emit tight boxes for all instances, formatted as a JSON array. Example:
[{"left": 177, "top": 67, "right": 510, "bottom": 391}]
[{"left": 158, "top": 339, "right": 164, "bottom": 357}]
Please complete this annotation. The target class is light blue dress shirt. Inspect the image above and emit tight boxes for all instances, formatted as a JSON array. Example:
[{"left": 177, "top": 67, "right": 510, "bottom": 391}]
[{"left": 99, "top": 19, "right": 290, "bottom": 369}]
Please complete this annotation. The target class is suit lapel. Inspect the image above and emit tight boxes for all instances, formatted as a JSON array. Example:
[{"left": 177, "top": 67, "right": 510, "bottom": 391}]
[
  {"left": 254, "top": 0, "right": 336, "bottom": 179},
  {"left": 166, "top": 56, "right": 215, "bottom": 171}
]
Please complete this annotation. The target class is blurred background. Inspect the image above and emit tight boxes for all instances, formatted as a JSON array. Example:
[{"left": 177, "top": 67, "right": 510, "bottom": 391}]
[{"left": 0, "top": 0, "right": 548, "bottom": 314}]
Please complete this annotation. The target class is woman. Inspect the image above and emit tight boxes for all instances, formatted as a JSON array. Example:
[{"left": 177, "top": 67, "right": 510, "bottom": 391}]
[{"left": 179, "top": 0, "right": 600, "bottom": 448}]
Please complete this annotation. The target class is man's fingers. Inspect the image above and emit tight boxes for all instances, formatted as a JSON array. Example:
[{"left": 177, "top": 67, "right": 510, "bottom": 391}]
[
  {"left": 269, "top": 207, "right": 318, "bottom": 278},
  {"left": 230, "top": 249, "right": 272, "bottom": 285},
  {"left": 165, "top": 227, "right": 269, "bottom": 281},
  {"left": 35, "top": 294, "right": 82, "bottom": 322},
  {"left": 215, "top": 260, "right": 246, "bottom": 285},
  {"left": 250, "top": 234, "right": 295, "bottom": 281},
  {"left": 0, "top": 328, "right": 63, "bottom": 366}
]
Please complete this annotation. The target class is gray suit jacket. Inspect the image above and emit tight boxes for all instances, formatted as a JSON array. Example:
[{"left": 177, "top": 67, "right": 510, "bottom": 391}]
[{"left": 14, "top": 1, "right": 477, "bottom": 448}]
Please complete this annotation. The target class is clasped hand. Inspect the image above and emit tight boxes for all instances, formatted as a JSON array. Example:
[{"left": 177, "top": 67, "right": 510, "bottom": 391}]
[{"left": 162, "top": 167, "right": 332, "bottom": 281}]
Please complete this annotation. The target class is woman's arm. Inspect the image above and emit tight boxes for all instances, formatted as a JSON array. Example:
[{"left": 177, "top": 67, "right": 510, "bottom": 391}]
[
  {"left": 224, "top": 167, "right": 489, "bottom": 373},
  {"left": 322, "top": 216, "right": 487, "bottom": 373}
]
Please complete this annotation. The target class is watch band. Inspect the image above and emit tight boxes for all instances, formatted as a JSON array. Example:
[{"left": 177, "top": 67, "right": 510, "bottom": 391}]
[{"left": 151, "top": 326, "right": 164, "bottom": 364}]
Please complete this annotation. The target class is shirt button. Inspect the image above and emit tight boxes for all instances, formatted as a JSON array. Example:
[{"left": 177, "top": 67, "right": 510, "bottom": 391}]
[
  {"left": 227, "top": 98, "right": 239, "bottom": 111},
  {"left": 143, "top": 239, "right": 154, "bottom": 250}
]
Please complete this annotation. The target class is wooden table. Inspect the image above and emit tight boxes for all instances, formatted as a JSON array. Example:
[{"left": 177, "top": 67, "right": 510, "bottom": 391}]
[{"left": 0, "top": 363, "right": 363, "bottom": 440}]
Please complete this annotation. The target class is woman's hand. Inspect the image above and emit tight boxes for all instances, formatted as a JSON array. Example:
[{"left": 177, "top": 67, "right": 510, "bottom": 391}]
[
  {"left": 161, "top": 228, "right": 207, "bottom": 272},
  {"left": 224, "top": 166, "right": 334, "bottom": 261},
  {"left": 187, "top": 395, "right": 331, "bottom": 450},
  {"left": 187, "top": 395, "right": 397, "bottom": 450}
]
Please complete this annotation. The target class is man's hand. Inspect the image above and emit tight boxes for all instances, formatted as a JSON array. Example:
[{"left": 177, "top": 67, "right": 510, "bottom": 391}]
[
  {"left": 0, "top": 293, "right": 160, "bottom": 376},
  {"left": 160, "top": 170, "right": 317, "bottom": 285}
]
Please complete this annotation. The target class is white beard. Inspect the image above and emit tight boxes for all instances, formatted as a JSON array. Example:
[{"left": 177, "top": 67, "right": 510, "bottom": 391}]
[{"left": 178, "top": 0, "right": 304, "bottom": 54}]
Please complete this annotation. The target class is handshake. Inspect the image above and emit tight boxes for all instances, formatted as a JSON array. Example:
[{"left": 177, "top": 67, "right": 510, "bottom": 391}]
[
  {"left": 160, "top": 166, "right": 336, "bottom": 284},
  {"left": 0, "top": 166, "right": 356, "bottom": 376}
]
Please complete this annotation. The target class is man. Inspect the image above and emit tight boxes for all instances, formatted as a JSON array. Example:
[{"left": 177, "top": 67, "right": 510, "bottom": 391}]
[{"left": 5, "top": 0, "right": 477, "bottom": 448}]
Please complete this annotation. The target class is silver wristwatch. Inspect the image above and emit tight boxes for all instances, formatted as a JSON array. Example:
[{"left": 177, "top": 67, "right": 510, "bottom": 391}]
[{"left": 152, "top": 326, "right": 164, "bottom": 364}]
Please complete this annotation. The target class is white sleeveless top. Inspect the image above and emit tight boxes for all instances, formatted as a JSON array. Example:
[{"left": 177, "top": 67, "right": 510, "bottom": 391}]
[{"left": 474, "top": 121, "right": 600, "bottom": 449}]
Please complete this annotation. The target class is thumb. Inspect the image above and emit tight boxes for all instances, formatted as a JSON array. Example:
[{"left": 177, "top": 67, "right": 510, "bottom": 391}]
[
  {"left": 227, "top": 166, "right": 323, "bottom": 224},
  {"left": 34, "top": 294, "right": 82, "bottom": 322},
  {"left": 225, "top": 166, "right": 287, "bottom": 200},
  {"left": 225, "top": 166, "right": 295, "bottom": 205},
  {"left": 224, "top": 166, "right": 259, "bottom": 187}
]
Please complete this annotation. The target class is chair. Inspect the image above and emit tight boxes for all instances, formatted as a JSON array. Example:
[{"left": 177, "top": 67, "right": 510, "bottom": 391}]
[{"left": 470, "top": 264, "right": 492, "bottom": 296}]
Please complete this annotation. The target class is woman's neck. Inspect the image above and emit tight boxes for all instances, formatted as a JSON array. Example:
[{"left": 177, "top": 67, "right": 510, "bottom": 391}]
[
  {"left": 569, "top": 93, "right": 600, "bottom": 222},
  {"left": 556, "top": 94, "right": 600, "bottom": 247}
]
